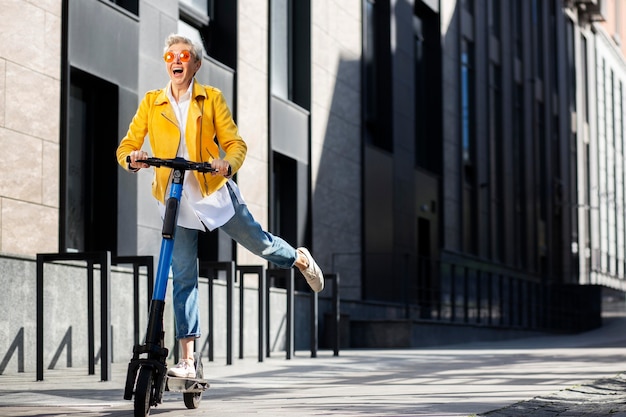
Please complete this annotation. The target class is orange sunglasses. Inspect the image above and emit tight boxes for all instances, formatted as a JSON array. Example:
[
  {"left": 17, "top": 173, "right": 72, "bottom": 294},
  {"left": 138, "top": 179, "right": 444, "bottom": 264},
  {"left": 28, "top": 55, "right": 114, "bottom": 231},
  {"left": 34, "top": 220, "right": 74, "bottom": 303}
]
[{"left": 163, "top": 50, "right": 193, "bottom": 63}]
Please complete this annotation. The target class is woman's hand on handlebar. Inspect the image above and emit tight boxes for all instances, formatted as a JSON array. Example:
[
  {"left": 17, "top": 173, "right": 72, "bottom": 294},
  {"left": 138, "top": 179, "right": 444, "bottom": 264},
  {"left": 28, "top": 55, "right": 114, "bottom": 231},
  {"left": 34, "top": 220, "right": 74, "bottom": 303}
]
[
  {"left": 210, "top": 159, "right": 232, "bottom": 177},
  {"left": 129, "top": 150, "right": 150, "bottom": 170}
]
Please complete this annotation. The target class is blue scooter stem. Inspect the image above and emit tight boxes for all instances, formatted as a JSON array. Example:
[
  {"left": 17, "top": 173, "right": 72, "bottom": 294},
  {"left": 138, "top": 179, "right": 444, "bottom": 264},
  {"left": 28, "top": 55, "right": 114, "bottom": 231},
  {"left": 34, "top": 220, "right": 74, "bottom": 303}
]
[
  {"left": 153, "top": 179, "right": 183, "bottom": 302},
  {"left": 153, "top": 240, "right": 174, "bottom": 301}
]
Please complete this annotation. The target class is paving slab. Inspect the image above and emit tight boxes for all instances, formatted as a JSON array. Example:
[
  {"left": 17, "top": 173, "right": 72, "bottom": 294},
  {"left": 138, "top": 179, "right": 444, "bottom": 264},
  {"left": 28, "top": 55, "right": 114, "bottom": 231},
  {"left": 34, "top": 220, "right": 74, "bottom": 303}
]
[{"left": 1, "top": 318, "right": 626, "bottom": 416}]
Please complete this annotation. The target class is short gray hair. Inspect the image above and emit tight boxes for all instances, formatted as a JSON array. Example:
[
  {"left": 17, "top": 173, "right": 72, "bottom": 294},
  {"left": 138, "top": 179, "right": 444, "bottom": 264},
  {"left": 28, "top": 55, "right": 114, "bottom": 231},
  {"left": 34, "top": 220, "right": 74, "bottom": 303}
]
[{"left": 163, "top": 33, "right": 203, "bottom": 61}]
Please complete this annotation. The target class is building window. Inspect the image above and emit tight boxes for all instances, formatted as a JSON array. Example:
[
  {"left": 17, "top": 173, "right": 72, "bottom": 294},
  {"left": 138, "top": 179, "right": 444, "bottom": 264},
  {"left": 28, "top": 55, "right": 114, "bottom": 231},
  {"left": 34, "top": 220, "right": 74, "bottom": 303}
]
[
  {"left": 581, "top": 34, "right": 589, "bottom": 124},
  {"left": 271, "top": 0, "right": 291, "bottom": 100},
  {"left": 513, "top": 0, "right": 523, "bottom": 60},
  {"left": 597, "top": 58, "right": 607, "bottom": 272},
  {"left": 461, "top": 0, "right": 474, "bottom": 14},
  {"left": 461, "top": 39, "right": 474, "bottom": 170},
  {"left": 488, "top": 0, "right": 500, "bottom": 38},
  {"left": 461, "top": 38, "right": 477, "bottom": 254},
  {"left": 108, "top": 0, "right": 138, "bottom": 15},
  {"left": 178, "top": 0, "right": 210, "bottom": 61},
  {"left": 489, "top": 63, "right": 504, "bottom": 261},
  {"left": 618, "top": 80, "right": 625, "bottom": 277},
  {"left": 271, "top": 152, "right": 311, "bottom": 290},
  {"left": 272, "top": 152, "right": 298, "bottom": 245},
  {"left": 537, "top": 102, "right": 547, "bottom": 267},
  {"left": 513, "top": 83, "right": 526, "bottom": 267},
  {"left": 414, "top": 8, "right": 441, "bottom": 174},
  {"left": 178, "top": 21, "right": 206, "bottom": 57},
  {"left": 363, "top": 0, "right": 392, "bottom": 151},
  {"left": 551, "top": 0, "right": 560, "bottom": 91},
  {"left": 270, "top": 0, "right": 310, "bottom": 108},
  {"left": 364, "top": 0, "right": 377, "bottom": 140},
  {"left": 180, "top": 0, "right": 211, "bottom": 16},
  {"left": 179, "top": 0, "right": 237, "bottom": 69},
  {"left": 532, "top": 0, "right": 544, "bottom": 79},
  {"left": 63, "top": 68, "right": 118, "bottom": 253},
  {"left": 608, "top": 71, "right": 617, "bottom": 275}
]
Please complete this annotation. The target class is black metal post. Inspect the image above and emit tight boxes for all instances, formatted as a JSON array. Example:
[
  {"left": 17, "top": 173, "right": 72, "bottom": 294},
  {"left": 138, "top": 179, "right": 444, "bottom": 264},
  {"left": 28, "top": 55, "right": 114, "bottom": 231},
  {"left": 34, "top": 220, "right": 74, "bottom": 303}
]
[
  {"left": 208, "top": 275, "right": 214, "bottom": 362},
  {"left": 238, "top": 271, "right": 244, "bottom": 360},
  {"left": 111, "top": 255, "right": 155, "bottom": 347},
  {"left": 509, "top": 277, "right": 515, "bottom": 326},
  {"left": 99, "top": 251, "right": 111, "bottom": 381},
  {"left": 35, "top": 252, "right": 112, "bottom": 381},
  {"left": 309, "top": 274, "right": 343, "bottom": 358},
  {"left": 487, "top": 272, "right": 493, "bottom": 325},
  {"left": 476, "top": 270, "right": 482, "bottom": 324},
  {"left": 310, "top": 290, "right": 318, "bottom": 358},
  {"left": 327, "top": 273, "right": 341, "bottom": 356},
  {"left": 265, "top": 276, "right": 271, "bottom": 357},
  {"left": 463, "top": 267, "right": 469, "bottom": 323},
  {"left": 236, "top": 265, "right": 267, "bottom": 362},
  {"left": 450, "top": 263, "right": 456, "bottom": 322},
  {"left": 226, "top": 262, "right": 234, "bottom": 365},
  {"left": 267, "top": 269, "right": 295, "bottom": 359},
  {"left": 87, "top": 260, "right": 95, "bottom": 375},
  {"left": 199, "top": 261, "right": 236, "bottom": 365},
  {"left": 36, "top": 254, "right": 44, "bottom": 382},
  {"left": 286, "top": 269, "right": 294, "bottom": 359},
  {"left": 436, "top": 259, "right": 442, "bottom": 320},
  {"left": 239, "top": 274, "right": 245, "bottom": 359},
  {"left": 499, "top": 274, "right": 504, "bottom": 326},
  {"left": 133, "top": 263, "right": 140, "bottom": 345}
]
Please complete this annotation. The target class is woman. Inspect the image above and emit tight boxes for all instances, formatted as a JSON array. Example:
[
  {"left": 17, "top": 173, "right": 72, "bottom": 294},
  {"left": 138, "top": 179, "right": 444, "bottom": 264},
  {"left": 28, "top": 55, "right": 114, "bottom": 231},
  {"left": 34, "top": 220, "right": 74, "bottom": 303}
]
[{"left": 116, "top": 34, "right": 324, "bottom": 378}]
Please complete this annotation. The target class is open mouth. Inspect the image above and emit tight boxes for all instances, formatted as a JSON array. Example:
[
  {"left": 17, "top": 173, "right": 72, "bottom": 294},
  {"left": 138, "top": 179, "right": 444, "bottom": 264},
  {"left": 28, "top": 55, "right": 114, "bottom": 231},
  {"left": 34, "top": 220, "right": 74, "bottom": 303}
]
[{"left": 173, "top": 68, "right": 183, "bottom": 75}]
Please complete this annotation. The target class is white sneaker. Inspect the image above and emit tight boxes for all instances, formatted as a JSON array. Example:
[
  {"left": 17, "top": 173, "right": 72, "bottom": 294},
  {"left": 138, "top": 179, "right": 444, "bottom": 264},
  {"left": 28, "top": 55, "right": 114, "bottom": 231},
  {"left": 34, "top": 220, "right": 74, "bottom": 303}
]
[
  {"left": 167, "top": 359, "right": 196, "bottom": 378},
  {"left": 297, "top": 247, "right": 324, "bottom": 293}
]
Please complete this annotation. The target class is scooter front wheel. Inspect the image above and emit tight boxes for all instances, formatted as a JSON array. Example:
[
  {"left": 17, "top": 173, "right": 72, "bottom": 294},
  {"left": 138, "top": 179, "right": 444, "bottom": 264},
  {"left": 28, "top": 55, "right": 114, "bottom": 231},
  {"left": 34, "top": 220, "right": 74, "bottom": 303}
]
[{"left": 134, "top": 366, "right": 154, "bottom": 417}]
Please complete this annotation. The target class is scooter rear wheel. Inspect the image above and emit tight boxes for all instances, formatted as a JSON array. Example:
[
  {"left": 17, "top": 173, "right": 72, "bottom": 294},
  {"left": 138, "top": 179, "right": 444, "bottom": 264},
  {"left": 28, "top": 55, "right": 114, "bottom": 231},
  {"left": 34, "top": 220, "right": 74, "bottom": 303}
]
[
  {"left": 183, "top": 391, "right": 202, "bottom": 409},
  {"left": 183, "top": 357, "right": 203, "bottom": 409},
  {"left": 134, "top": 366, "right": 153, "bottom": 417}
]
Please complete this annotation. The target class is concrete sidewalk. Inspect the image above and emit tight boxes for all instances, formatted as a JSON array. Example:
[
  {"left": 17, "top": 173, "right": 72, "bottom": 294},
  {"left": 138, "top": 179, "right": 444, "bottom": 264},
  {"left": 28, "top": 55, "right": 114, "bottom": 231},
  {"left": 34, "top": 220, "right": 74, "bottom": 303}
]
[
  {"left": 477, "top": 373, "right": 626, "bottom": 416},
  {"left": 1, "top": 318, "right": 626, "bottom": 416}
]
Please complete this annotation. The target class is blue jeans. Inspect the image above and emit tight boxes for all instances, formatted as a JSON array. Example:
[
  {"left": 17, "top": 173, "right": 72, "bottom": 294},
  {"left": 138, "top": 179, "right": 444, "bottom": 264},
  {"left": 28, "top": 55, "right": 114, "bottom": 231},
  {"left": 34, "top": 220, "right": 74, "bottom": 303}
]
[{"left": 171, "top": 189, "right": 298, "bottom": 340}]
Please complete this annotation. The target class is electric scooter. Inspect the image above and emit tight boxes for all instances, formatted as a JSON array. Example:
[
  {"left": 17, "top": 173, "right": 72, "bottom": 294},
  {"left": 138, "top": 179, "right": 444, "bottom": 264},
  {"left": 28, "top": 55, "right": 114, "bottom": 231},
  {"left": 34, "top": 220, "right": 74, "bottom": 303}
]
[{"left": 123, "top": 156, "right": 223, "bottom": 416}]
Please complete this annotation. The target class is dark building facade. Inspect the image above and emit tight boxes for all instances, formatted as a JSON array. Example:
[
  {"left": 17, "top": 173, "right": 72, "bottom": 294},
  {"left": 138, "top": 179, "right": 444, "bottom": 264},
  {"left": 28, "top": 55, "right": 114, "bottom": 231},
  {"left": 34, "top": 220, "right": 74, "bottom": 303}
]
[{"left": 359, "top": 0, "right": 621, "bottom": 334}]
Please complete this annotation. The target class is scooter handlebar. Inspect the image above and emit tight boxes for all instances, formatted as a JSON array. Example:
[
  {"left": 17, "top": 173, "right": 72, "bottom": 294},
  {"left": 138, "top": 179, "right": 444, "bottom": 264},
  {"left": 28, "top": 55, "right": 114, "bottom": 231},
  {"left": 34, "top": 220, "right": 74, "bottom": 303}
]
[{"left": 126, "top": 156, "right": 225, "bottom": 174}]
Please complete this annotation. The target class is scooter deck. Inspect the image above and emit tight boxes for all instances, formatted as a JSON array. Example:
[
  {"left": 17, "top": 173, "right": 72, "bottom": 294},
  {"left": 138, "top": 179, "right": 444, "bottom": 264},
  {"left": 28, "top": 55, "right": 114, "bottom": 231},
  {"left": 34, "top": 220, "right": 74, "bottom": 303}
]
[{"left": 166, "top": 376, "right": 210, "bottom": 393}]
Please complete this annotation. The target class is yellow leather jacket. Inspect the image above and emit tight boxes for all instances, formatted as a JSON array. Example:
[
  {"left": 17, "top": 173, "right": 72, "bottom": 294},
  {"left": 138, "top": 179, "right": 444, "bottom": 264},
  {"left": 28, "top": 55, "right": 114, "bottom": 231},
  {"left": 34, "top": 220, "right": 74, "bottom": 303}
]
[{"left": 116, "top": 81, "right": 247, "bottom": 203}]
